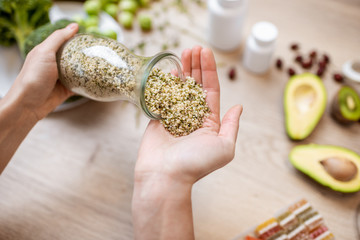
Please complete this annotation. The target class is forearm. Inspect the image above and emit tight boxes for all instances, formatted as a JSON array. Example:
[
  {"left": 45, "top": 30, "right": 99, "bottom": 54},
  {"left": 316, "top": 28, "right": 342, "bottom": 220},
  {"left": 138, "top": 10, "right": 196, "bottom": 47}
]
[
  {"left": 132, "top": 173, "right": 195, "bottom": 240},
  {"left": 0, "top": 88, "right": 38, "bottom": 173}
]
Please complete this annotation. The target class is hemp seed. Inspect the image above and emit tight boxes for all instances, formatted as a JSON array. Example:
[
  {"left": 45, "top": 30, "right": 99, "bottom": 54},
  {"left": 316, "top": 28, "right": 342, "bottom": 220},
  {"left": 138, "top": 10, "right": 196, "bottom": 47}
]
[
  {"left": 145, "top": 68, "right": 210, "bottom": 137},
  {"left": 58, "top": 34, "right": 210, "bottom": 137}
]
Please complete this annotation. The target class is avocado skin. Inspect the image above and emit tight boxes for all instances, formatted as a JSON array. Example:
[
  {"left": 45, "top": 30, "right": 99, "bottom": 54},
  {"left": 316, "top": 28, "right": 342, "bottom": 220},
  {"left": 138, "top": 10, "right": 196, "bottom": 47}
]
[{"left": 289, "top": 144, "right": 360, "bottom": 193}]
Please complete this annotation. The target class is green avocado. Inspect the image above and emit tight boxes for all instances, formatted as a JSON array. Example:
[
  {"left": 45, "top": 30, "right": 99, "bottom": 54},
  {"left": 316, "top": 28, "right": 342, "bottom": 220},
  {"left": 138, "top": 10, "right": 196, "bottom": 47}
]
[
  {"left": 284, "top": 73, "right": 327, "bottom": 140},
  {"left": 331, "top": 85, "right": 360, "bottom": 124},
  {"left": 290, "top": 144, "right": 360, "bottom": 193}
]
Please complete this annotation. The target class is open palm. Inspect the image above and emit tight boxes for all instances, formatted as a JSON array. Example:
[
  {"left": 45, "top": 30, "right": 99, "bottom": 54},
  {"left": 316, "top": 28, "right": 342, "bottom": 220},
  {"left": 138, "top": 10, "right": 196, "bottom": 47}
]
[{"left": 135, "top": 46, "right": 243, "bottom": 184}]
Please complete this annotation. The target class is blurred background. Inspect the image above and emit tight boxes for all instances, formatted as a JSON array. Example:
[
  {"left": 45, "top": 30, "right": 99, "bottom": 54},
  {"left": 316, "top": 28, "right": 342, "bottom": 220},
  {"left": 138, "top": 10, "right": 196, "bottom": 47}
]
[{"left": 0, "top": 0, "right": 359, "bottom": 239}]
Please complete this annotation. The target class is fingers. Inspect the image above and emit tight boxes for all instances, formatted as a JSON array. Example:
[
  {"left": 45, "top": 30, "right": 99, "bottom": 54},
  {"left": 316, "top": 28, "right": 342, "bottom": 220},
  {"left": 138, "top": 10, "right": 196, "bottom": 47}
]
[
  {"left": 171, "top": 69, "right": 178, "bottom": 77},
  {"left": 51, "top": 82, "right": 74, "bottom": 106},
  {"left": 200, "top": 48, "right": 220, "bottom": 117},
  {"left": 219, "top": 105, "right": 243, "bottom": 143},
  {"left": 181, "top": 47, "right": 220, "bottom": 119},
  {"left": 181, "top": 49, "right": 192, "bottom": 78},
  {"left": 34, "top": 82, "right": 74, "bottom": 119},
  {"left": 191, "top": 46, "right": 202, "bottom": 84},
  {"left": 180, "top": 46, "right": 203, "bottom": 84},
  {"left": 40, "top": 23, "right": 79, "bottom": 52}
]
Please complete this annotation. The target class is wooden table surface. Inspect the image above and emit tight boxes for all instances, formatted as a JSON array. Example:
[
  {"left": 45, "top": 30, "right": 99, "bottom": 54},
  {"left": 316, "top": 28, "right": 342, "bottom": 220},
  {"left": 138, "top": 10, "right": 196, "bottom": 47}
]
[{"left": 1, "top": 0, "right": 360, "bottom": 239}]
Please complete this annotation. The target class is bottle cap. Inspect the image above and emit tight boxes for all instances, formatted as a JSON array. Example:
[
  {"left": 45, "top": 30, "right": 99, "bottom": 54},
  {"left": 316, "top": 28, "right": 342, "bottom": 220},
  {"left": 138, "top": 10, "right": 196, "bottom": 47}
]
[
  {"left": 218, "top": 0, "right": 243, "bottom": 8},
  {"left": 251, "top": 21, "right": 278, "bottom": 47},
  {"left": 343, "top": 59, "right": 360, "bottom": 83}
]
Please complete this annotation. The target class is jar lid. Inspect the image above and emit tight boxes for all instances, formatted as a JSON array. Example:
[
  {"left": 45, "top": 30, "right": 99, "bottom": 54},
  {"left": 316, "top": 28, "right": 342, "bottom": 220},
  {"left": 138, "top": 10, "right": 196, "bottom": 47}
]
[
  {"left": 218, "top": 0, "right": 244, "bottom": 8},
  {"left": 251, "top": 21, "right": 278, "bottom": 47},
  {"left": 343, "top": 59, "right": 360, "bottom": 83}
]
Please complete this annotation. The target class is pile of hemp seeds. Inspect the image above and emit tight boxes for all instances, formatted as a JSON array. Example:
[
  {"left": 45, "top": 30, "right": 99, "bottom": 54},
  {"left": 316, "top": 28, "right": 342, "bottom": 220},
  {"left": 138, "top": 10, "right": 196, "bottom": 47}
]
[{"left": 145, "top": 68, "right": 210, "bottom": 137}]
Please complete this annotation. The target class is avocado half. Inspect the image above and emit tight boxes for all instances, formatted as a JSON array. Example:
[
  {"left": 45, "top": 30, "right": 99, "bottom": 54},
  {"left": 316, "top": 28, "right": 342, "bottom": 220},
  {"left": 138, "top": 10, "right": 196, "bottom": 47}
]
[
  {"left": 290, "top": 144, "right": 360, "bottom": 193},
  {"left": 331, "top": 85, "right": 360, "bottom": 124},
  {"left": 284, "top": 73, "right": 327, "bottom": 140}
]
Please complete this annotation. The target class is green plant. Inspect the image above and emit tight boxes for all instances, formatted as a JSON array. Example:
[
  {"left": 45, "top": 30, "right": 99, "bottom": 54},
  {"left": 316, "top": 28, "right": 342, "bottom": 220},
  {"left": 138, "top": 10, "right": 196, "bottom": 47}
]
[
  {"left": 0, "top": 0, "right": 52, "bottom": 57},
  {"left": 23, "top": 19, "right": 86, "bottom": 57}
]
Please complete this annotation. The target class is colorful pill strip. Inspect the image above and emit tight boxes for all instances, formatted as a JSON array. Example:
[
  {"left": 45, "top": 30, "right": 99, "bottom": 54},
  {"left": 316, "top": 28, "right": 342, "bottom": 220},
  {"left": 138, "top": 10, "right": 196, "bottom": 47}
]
[{"left": 243, "top": 199, "right": 335, "bottom": 240}]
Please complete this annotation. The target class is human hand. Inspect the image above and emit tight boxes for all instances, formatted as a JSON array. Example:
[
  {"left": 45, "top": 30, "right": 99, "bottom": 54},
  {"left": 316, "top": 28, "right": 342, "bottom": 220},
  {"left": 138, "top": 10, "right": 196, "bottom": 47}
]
[
  {"left": 6, "top": 23, "right": 79, "bottom": 121},
  {"left": 132, "top": 46, "right": 242, "bottom": 240},
  {"left": 135, "top": 46, "right": 243, "bottom": 186},
  {"left": 0, "top": 23, "right": 79, "bottom": 172}
]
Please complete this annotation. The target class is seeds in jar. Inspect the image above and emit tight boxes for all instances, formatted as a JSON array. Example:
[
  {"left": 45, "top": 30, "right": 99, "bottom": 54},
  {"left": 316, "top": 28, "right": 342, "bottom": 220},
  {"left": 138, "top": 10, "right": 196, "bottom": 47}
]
[
  {"left": 58, "top": 34, "right": 143, "bottom": 102},
  {"left": 145, "top": 68, "right": 210, "bottom": 137},
  {"left": 58, "top": 34, "right": 210, "bottom": 136}
]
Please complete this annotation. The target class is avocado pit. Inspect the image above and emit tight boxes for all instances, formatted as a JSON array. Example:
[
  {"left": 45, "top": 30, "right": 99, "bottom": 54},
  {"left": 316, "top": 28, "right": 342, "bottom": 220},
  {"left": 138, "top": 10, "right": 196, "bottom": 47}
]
[
  {"left": 320, "top": 157, "right": 358, "bottom": 182},
  {"left": 294, "top": 84, "right": 317, "bottom": 113}
]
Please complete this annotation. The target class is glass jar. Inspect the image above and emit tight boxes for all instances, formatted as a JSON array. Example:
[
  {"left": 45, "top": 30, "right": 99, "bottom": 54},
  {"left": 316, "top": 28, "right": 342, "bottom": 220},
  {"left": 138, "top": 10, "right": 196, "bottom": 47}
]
[{"left": 56, "top": 34, "right": 183, "bottom": 119}]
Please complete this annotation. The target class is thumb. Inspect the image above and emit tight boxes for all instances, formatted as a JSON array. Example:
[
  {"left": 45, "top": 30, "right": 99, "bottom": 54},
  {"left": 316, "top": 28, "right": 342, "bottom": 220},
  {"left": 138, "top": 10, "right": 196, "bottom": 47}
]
[
  {"left": 40, "top": 23, "right": 79, "bottom": 52},
  {"left": 219, "top": 105, "right": 243, "bottom": 143}
]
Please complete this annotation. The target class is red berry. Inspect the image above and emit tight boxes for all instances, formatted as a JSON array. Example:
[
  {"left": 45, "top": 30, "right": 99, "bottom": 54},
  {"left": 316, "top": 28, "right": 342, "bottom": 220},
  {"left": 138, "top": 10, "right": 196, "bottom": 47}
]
[
  {"left": 290, "top": 43, "right": 299, "bottom": 51},
  {"left": 333, "top": 73, "right": 344, "bottom": 83},
  {"left": 288, "top": 68, "right": 296, "bottom": 76},
  {"left": 316, "top": 67, "right": 325, "bottom": 77},
  {"left": 309, "top": 50, "right": 317, "bottom": 59},
  {"left": 318, "top": 61, "right": 327, "bottom": 69},
  {"left": 302, "top": 59, "right": 313, "bottom": 69},
  {"left": 275, "top": 58, "right": 283, "bottom": 70},
  {"left": 323, "top": 54, "right": 330, "bottom": 63},
  {"left": 228, "top": 67, "right": 236, "bottom": 80},
  {"left": 295, "top": 55, "right": 303, "bottom": 63}
]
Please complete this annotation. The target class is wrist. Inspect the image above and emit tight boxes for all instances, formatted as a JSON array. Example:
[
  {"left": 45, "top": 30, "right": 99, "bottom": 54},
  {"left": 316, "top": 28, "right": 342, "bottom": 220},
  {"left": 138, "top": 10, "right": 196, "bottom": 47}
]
[
  {"left": 0, "top": 88, "right": 38, "bottom": 173},
  {"left": 1, "top": 86, "right": 38, "bottom": 126},
  {"left": 132, "top": 173, "right": 195, "bottom": 240},
  {"left": 132, "top": 172, "right": 193, "bottom": 223},
  {"left": 133, "top": 172, "right": 193, "bottom": 203}
]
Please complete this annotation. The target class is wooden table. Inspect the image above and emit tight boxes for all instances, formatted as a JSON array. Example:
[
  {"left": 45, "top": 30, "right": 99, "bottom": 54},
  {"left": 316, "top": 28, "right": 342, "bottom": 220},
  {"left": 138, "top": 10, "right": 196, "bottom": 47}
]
[{"left": 1, "top": 0, "right": 359, "bottom": 239}]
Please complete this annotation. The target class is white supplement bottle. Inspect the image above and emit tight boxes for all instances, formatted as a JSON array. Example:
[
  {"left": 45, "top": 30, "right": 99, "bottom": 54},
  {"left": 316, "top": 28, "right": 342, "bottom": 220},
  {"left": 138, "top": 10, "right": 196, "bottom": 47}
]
[
  {"left": 243, "top": 21, "right": 278, "bottom": 74},
  {"left": 208, "top": 0, "right": 247, "bottom": 51}
]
